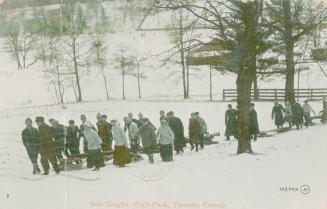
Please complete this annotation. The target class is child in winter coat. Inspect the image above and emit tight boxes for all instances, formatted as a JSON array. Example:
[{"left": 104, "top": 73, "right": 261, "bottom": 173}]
[
  {"left": 284, "top": 101, "right": 293, "bottom": 128},
  {"left": 156, "top": 119, "right": 174, "bottom": 162},
  {"left": 302, "top": 100, "right": 316, "bottom": 127}
]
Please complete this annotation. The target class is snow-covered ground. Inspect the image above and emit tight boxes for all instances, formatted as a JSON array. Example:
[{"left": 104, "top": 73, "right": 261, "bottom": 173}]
[
  {"left": 0, "top": 1, "right": 326, "bottom": 209},
  {"left": 0, "top": 101, "right": 326, "bottom": 209}
]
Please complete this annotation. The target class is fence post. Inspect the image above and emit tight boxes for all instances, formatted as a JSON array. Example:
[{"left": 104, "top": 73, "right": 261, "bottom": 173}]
[
  {"left": 274, "top": 89, "right": 277, "bottom": 101},
  {"left": 258, "top": 89, "right": 260, "bottom": 100},
  {"left": 223, "top": 90, "right": 225, "bottom": 101},
  {"left": 311, "top": 89, "right": 313, "bottom": 100}
]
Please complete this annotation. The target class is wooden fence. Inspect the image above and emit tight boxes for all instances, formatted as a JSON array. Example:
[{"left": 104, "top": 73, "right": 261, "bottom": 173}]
[{"left": 222, "top": 88, "right": 327, "bottom": 101}]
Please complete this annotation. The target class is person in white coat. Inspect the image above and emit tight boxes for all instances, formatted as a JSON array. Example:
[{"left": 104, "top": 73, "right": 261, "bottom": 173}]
[
  {"left": 156, "top": 119, "right": 174, "bottom": 162},
  {"left": 83, "top": 122, "right": 104, "bottom": 170},
  {"left": 124, "top": 117, "right": 139, "bottom": 161},
  {"left": 302, "top": 100, "right": 316, "bottom": 127},
  {"left": 111, "top": 120, "right": 131, "bottom": 167}
]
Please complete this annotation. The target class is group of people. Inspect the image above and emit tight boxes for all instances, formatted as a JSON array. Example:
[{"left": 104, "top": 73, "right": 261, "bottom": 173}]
[
  {"left": 271, "top": 98, "right": 327, "bottom": 130},
  {"left": 223, "top": 98, "right": 327, "bottom": 142},
  {"left": 224, "top": 103, "right": 259, "bottom": 141},
  {"left": 21, "top": 98, "right": 327, "bottom": 175},
  {"left": 21, "top": 111, "right": 208, "bottom": 175}
]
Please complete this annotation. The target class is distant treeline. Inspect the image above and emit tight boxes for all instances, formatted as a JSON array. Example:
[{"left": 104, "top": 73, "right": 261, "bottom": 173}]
[{"left": 0, "top": 0, "right": 95, "bottom": 9}]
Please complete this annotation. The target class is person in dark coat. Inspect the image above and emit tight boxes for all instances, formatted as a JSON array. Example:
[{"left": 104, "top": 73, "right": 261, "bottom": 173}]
[
  {"left": 96, "top": 114, "right": 113, "bottom": 152},
  {"left": 124, "top": 113, "right": 139, "bottom": 132},
  {"left": 167, "top": 111, "right": 185, "bottom": 154},
  {"left": 225, "top": 104, "right": 238, "bottom": 141},
  {"left": 188, "top": 113, "right": 202, "bottom": 151},
  {"left": 22, "top": 118, "right": 41, "bottom": 174},
  {"left": 271, "top": 101, "right": 285, "bottom": 128},
  {"left": 138, "top": 118, "right": 156, "bottom": 163},
  {"left": 194, "top": 112, "right": 207, "bottom": 149},
  {"left": 49, "top": 119, "right": 66, "bottom": 162},
  {"left": 138, "top": 112, "right": 156, "bottom": 130},
  {"left": 292, "top": 102, "right": 304, "bottom": 130},
  {"left": 35, "top": 116, "right": 60, "bottom": 175},
  {"left": 66, "top": 120, "right": 81, "bottom": 164},
  {"left": 249, "top": 103, "right": 259, "bottom": 141},
  {"left": 321, "top": 97, "right": 327, "bottom": 123}
]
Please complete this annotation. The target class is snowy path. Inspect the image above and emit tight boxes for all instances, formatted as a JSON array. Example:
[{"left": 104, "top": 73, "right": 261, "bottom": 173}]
[{"left": 0, "top": 101, "right": 326, "bottom": 209}]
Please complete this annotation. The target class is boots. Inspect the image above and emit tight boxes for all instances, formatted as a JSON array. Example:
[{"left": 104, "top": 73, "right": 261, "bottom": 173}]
[
  {"left": 42, "top": 170, "right": 49, "bottom": 175},
  {"left": 55, "top": 168, "right": 60, "bottom": 174},
  {"left": 32, "top": 167, "right": 41, "bottom": 175}
]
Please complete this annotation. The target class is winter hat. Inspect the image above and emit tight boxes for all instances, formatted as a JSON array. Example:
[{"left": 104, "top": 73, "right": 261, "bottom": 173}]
[
  {"left": 69, "top": 120, "right": 75, "bottom": 124},
  {"left": 35, "top": 116, "right": 44, "bottom": 123},
  {"left": 25, "top": 118, "right": 32, "bottom": 123},
  {"left": 111, "top": 119, "right": 118, "bottom": 123}
]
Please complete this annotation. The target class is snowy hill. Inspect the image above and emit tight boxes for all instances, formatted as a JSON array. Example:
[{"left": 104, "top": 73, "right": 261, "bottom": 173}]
[
  {"left": 0, "top": 1, "right": 326, "bottom": 209},
  {"left": 0, "top": 101, "right": 326, "bottom": 209}
]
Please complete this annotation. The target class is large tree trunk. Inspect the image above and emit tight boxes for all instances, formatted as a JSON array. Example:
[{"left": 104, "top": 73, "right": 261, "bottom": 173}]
[
  {"left": 72, "top": 37, "right": 83, "bottom": 102},
  {"left": 283, "top": 0, "right": 295, "bottom": 104},
  {"left": 236, "top": 1, "right": 258, "bottom": 154},
  {"left": 253, "top": 74, "right": 259, "bottom": 100}
]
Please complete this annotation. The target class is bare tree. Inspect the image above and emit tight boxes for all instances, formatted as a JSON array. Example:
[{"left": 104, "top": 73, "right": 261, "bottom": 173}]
[
  {"left": 155, "top": 0, "right": 266, "bottom": 154},
  {"left": 129, "top": 55, "right": 147, "bottom": 99},
  {"left": 90, "top": 2, "right": 110, "bottom": 100},
  {"left": 57, "top": 1, "right": 94, "bottom": 102},
  {"left": 265, "top": 0, "right": 327, "bottom": 103},
  {"left": 0, "top": 9, "right": 38, "bottom": 70}
]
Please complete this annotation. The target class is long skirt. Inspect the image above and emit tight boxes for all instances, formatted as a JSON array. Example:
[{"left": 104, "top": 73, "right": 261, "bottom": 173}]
[
  {"left": 113, "top": 145, "right": 131, "bottom": 166},
  {"left": 87, "top": 149, "right": 104, "bottom": 169},
  {"left": 160, "top": 144, "right": 173, "bottom": 162}
]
